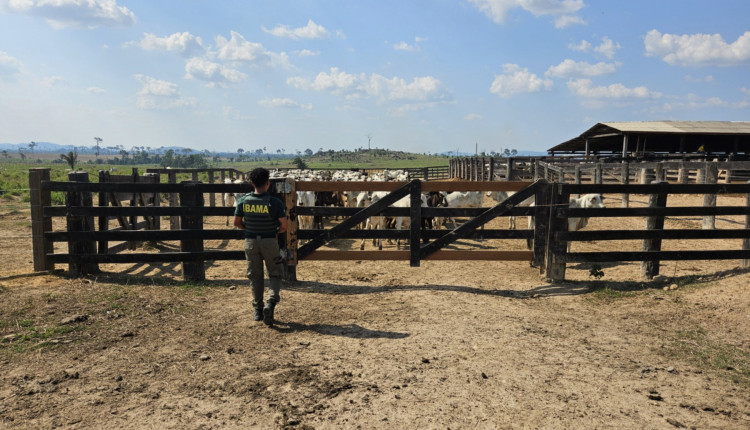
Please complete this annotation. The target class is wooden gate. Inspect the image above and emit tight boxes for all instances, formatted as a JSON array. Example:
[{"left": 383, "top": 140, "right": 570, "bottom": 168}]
[{"left": 288, "top": 180, "right": 549, "bottom": 268}]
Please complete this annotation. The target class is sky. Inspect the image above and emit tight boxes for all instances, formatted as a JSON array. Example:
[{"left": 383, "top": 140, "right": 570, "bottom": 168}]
[{"left": 0, "top": 0, "right": 749, "bottom": 155}]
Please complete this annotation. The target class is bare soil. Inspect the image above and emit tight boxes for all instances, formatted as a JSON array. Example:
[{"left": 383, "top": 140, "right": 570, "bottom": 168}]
[{"left": 1, "top": 193, "right": 749, "bottom": 429}]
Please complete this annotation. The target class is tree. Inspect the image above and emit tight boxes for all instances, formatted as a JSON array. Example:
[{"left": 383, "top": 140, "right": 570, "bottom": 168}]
[
  {"left": 292, "top": 156, "right": 308, "bottom": 169},
  {"left": 94, "top": 137, "right": 102, "bottom": 157},
  {"left": 28, "top": 141, "right": 37, "bottom": 155},
  {"left": 1, "top": 150, "right": 8, "bottom": 159},
  {"left": 60, "top": 150, "right": 78, "bottom": 170},
  {"left": 304, "top": 148, "right": 313, "bottom": 156},
  {"left": 18, "top": 149, "right": 25, "bottom": 160}
]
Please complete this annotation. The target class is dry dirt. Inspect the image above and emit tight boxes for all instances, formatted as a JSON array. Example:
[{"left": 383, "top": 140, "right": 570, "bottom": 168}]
[{"left": 1, "top": 193, "right": 749, "bottom": 429}]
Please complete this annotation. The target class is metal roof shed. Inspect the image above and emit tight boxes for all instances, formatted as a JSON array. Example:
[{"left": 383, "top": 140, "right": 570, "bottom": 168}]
[{"left": 549, "top": 121, "right": 750, "bottom": 157}]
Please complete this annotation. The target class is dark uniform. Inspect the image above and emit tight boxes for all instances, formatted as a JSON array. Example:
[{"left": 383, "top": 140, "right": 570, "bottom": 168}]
[{"left": 234, "top": 192, "right": 286, "bottom": 319}]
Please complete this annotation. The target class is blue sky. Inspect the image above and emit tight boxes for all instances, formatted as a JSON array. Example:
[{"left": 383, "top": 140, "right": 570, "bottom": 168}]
[{"left": 1, "top": 0, "right": 749, "bottom": 155}]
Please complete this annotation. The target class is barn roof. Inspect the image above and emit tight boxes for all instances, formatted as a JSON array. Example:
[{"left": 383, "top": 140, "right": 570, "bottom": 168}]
[{"left": 549, "top": 121, "right": 750, "bottom": 155}]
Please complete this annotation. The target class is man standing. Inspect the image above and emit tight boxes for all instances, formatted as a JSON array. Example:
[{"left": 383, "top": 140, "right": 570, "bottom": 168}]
[{"left": 233, "top": 168, "right": 287, "bottom": 326}]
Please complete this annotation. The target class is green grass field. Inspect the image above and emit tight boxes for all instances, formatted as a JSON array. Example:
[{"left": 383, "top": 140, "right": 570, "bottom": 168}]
[{"left": 0, "top": 150, "right": 450, "bottom": 203}]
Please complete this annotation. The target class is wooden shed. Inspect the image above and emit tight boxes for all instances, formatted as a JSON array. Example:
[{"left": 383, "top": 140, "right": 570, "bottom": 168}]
[{"left": 548, "top": 121, "right": 750, "bottom": 158}]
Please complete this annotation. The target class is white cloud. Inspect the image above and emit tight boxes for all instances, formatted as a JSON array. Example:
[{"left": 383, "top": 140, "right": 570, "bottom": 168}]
[
  {"left": 684, "top": 74, "right": 714, "bottom": 83},
  {"left": 287, "top": 67, "right": 361, "bottom": 93},
  {"left": 0, "top": 50, "right": 22, "bottom": 79},
  {"left": 644, "top": 30, "right": 750, "bottom": 67},
  {"left": 258, "top": 98, "right": 312, "bottom": 109},
  {"left": 568, "top": 36, "right": 620, "bottom": 59},
  {"left": 568, "top": 39, "right": 592, "bottom": 52},
  {"left": 554, "top": 14, "right": 585, "bottom": 29},
  {"left": 263, "top": 19, "right": 329, "bottom": 39},
  {"left": 567, "top": 78, "right": 661, "bottom": 99},
  {"left": 287, "top": 67, "right": 450, "bottom": 108},
  {"left": 134, "top": 74, "right": 196, "bottom": 110},
  {"left": 742, "top": 87, "right": 750, "bottom": 97},
  {"left": 184, "top": 57, "right": 247, "bottom": 86},
  {"left": 296, "top": 49, "right": 320, "bottom": 57},
  {"left": 464, "top": 113, "right": 483, "bottom": 121},
  {"left": 393, "top": 37, "right": 426, "bottom": 51},
  {"left": 214, "top": 31, "right": 290, "bottom": 67},
  {"left": 490, "top": 64, "right": 553, "bottom": 97},
  {"left": 40, "top": 75, "right": 68, "bottom": 87},
  {"left": 3, "top": 0, "right": 135, "bottom": 29},
  {"left": 87, "top": 86, "right": 106, "bottom": 94},
  {"left": 545, "top": 59, "right": 618, "bottom": 78},
  {"left": 469, "top": 0, "right": 585, "bottom": 27},
  {"left": 134, "top": 32, "right": 205, "bottom": 57},
  {"left": 655, "top": 93, "right": 748, "bottom": 112},
  {"left": 594, "top": 36, "right": 620, "bottom": 59}
]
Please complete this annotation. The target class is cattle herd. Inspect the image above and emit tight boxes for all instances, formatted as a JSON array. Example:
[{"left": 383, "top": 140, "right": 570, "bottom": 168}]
[{"left": 223, "top": 169, "right": 604, "bottom": 249}]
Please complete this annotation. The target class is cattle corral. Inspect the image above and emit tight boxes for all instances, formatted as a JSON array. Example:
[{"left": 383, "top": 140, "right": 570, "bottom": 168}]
[{"left": 2, "top": 167, "right": 750, "bottom": 428}]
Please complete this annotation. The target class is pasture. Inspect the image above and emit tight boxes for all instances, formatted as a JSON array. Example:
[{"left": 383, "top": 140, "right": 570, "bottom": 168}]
[{"left": 1, "top": 187, "right": 750, "bottom": 428}]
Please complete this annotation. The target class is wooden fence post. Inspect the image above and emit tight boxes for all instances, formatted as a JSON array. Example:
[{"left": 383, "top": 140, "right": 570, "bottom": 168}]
[
  {"left": 97, "top": 170, "right": 110, "bottom": 255},
  {"left": 180, "top": 181, "right": 205, "bottom": 281},
  {"left": 532, "top": 181, "right": 551, "bottom": 270},
  {"left": 703, "top": 162, "right": 718, "bottom": 229},
  {"left": 742, "top": 180, "right": 750, "bottom": 269},
  {"left": 409, "top": 180, "right": 422, "bottom": 267},
  {"left": 208, "top": 169, "right": 215, "bottom": 207},
  {"left": 677, "top": 162, "right": 688, "bottom": 184},
  {"left": 545, "top": 184, "right": 569, "bottom": 282},
  {"left": 574, "top": 165, "right": 581, "bottom": 184},
  {"left": 67, "top": 171, "right": 100, "bottom": 277},
  {"left": 506, "top": 157, "right": 515, "bottom": 181},
  {"left": 168, "top": 171, "right": 179, "bottom": 230},
  {"left": 620, "top": 163, "right": 630, "bottom": 208},
  {"left": 594, "top": 162, "right": 603, "bottom": 184},
  {"left": 641, "top": 181, "right": 669, "bottom": 279},
  {"left": 284, "top": 179, "right": 298, "bottom": 281},
  {"left": 654, "top": 163, "right": 665, "bottom": 182},
  {"left": 489, "top": 157, "right": 495, "bottom": 181},
  {"left": 29, "top": 168, "right": 54, "bottom": 272}
]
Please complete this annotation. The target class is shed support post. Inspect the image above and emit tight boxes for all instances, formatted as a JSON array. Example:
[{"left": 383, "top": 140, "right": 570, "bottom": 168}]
[
  {"left": 180, "top": 181, "right": 205, "bottom": 281},
  {"left": 30, "top": 168, "right": 54, "bottom": 272},
  {"left": 640, "top": 181, "right": 668, "bottom": 279}
]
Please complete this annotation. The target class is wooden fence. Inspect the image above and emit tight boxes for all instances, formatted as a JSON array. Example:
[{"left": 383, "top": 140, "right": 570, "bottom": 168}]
[
  {"left": 450, "top": 156, "right": 750, "bottom": 185},
  {"left": 29, "top": 168, "right": 750, "bottom": 283},
  {"left": 544, "top": 181, "right": 750, "bottom": 281}
]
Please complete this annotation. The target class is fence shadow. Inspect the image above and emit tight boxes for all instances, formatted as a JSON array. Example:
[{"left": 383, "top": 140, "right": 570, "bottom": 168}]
[{"left": 270, "top": 321, "right": 409, "bottom": 339}]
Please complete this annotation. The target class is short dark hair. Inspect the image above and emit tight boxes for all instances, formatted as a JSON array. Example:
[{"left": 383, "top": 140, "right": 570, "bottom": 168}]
[{"left": 249, "top": 167, "right": 270, "bottom": 187}]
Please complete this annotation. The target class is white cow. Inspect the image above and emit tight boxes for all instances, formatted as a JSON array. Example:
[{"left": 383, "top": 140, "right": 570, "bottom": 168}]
[
  {"left": 223, "top": 177, "right": 250, "bottom": 226},
  {"left": 439, "top": 191, "right": 484, "bottom": 229},
  {"left": 486, "top": 191, "right": 534, "bottom": 229},
  {"left": 567, "top": 193, "right": 605, "bottom": 233},
  {"left": 296, "top": 190, "right": 316, "bottom": 233}
]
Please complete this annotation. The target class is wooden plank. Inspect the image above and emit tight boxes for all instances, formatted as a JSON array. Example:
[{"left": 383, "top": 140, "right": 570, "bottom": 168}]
[
  {"left": 558, "top": 228, "right": 750, "bottom": 241},
  {"left": 294, "top": 180, "right": 532, "bottom": 193},
  {"left": 744, "top": 181, "right": 750, "bottom": 268},
  {"left": 545, "top": 184, "right": 569, "bottom": 282},
  {"left": 560, "top": 206, "right": 750, "bottom": 218},
  {"left": 703, "top": 163, "right": 719, "bottom": 229},
  {"left": 46, "top": 206, "right": 234, "bottom": 217},
  {"left": 563, "top": 183, "right": 750, "bottom": 195},
  {"left": 567, "top": 250, "right": 750, "bottom": 263},
  {"left": 409, "top": 180, "right": 422, "bottom": 267},
  {"left": 300, "top": 250, "right": 532, "bottom": 261},
  {"left": 297, "top": 228, "right": 533, "bottom": 240},
  {"left": 45, "top": 229, "right": 246, "bottom": 242},
  {"left": 48, "top": 250, "right": 247, "bottom": 264}
]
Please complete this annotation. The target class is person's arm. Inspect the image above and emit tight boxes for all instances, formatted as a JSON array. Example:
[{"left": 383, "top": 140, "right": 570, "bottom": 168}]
[
  {"left": 233, "top": 216, "right": 244, "bottom": 230},
  {"left": 277, "top": 217, "right": 287, "bottom": 234}
]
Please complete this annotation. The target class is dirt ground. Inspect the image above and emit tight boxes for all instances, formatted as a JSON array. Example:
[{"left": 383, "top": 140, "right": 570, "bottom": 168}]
[{"left": 1, "top": 193, "right": 749, "bottom": 429}]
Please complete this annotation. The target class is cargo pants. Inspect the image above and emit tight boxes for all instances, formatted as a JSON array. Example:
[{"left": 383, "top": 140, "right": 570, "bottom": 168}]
[{"left": 244, "top": 237, "right": 283, "bottom": 309}]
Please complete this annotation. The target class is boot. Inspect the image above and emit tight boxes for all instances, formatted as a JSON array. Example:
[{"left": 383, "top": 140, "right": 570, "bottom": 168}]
[
  {"left": 263, "top": 303, "right": 275, "bottom": 326},
  {"left": 253, "top": 304, "right": 264, "bottom": 321}
]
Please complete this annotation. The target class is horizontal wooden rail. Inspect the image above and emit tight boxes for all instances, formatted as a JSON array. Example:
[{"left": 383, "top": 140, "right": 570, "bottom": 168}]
[
  {"left": 558, "top": 228, "right": 750, "bottom": 241},
  {"left": 45, "top": 229, "right": 246, "bottom": 242},
  {"left": 295, "top": 180, "right": 532, "bottom": 192},
  {"left": 297, "top": 229, "right": 533, "bottom": 240},
  {"left": 562, "top": 183, "right": 750, "bottom": 194},
  {"left": 48, "top": 250, "right": 246, "bottom": 264},
  {"left": 294, "top": 206, "right": 536, "bottom": 217},
  {"left": 565, "top": 250, "right": 750, "bottom": 263},
  {"left": 44, "top": 206, "right": 234, "bottom": 217},
  {"left": 301, "top": 250, "right": 533, "bottom": 261},
  {"left": 561, "top": 206, "right": 750, "bottom": 218}
]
